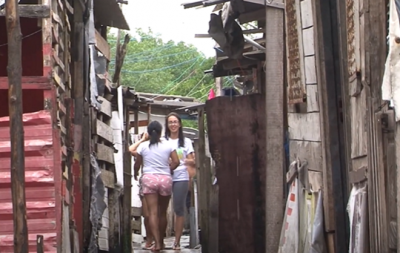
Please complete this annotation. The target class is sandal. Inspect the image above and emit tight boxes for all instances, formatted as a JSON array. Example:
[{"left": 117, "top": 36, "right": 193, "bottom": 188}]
[
  {"left": 150, "top": 243, "right": 165, "bottom": 252},
  {"left": 143, "top": 241, "right": 155, "bottom": 250},
  {"left": 173, "top": 242, "right": 181, "bottom": 250}
]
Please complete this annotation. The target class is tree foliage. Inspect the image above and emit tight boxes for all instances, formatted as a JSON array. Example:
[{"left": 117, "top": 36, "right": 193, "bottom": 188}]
[{"left": 108, "top": 28, "right": 216, "bottom": 101}]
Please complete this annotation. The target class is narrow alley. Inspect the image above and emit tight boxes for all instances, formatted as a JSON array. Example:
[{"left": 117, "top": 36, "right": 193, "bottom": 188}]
[{"left": 0, "top": 0, "right": 397, "bottom": 252}]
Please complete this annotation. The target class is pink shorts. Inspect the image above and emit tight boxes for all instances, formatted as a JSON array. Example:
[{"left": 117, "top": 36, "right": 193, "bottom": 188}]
[{"left": 141, "top": 174, "right": 172, "bottom": 196}]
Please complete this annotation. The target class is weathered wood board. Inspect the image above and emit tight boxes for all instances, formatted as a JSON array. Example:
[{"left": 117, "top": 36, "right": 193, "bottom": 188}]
[
  {"left": 350, "top": 88, "right": 368, "bottom": 158},
  {"left": 97, "top": 96, "right": 112, "bottom": 118},
  {"left": 289, "top": 140, "right": 322, "bottom": 171},
  {"left": 306, "top": 84, "right": 319, "bottom": 112},
  {"left": 288, "top": 113, "right": 321, "bottom": 141},
  {"left": 286, "top": 0, "right": 306, "bottom": 104},
  {"left": 96, "top": 119, "right": 114, "bottom": 143},
  {"left": 206, "top": 94, "right": 266, "bottom": 253},
  {"left": 96, "top": 143, "right": 115, "bottom": 164}
]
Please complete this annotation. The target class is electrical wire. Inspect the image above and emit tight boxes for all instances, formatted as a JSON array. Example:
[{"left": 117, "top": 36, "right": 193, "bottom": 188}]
[
  {"left": 113, "top": 48, "right": 197, "bottom": 63},
  {"left": 186, "top": 75, "right": 208, "bottom": 97},
  {"left": 0, "top": 29, "right": 41, "bottom": 48},
  {"left": 119, "top": 57, "right": 199, "bottom": 74}
]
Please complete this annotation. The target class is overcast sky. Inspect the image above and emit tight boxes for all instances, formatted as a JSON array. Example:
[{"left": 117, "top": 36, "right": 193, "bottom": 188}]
[{"left": 121, "top": 0, "right": 216, "bottom": 57}]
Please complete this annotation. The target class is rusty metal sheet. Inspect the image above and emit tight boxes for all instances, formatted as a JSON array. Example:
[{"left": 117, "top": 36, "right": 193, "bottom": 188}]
[
  {"left": 206, "top": 94, "right": 266, "bottom": 253},
  {"left": 0, "top": 110, "right": 57, "bottom": 252},
  {"left": 286, "top": 0, "right": 305, "bottom": 104}
]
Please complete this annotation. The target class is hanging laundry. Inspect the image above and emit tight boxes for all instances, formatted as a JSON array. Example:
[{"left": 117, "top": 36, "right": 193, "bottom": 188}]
[{"left": 382, "top": 0, "right": 400, "bottom": 121}]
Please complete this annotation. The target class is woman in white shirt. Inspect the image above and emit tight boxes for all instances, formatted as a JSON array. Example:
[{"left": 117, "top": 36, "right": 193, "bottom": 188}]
[
  {"left": 131, "top": 121, "right": 179, "bottom": 252},
  {"left": 164, "top": 112, "right": 195, "bottom": 250}
]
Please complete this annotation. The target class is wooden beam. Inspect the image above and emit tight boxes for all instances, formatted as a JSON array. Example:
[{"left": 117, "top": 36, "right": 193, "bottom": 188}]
[
  {"left": 243, "top": 0, "right": 285, "bottom": 9},
  {"left": 313, "top": 0, "right": 348, "bottom": 251},
  {"left": 129, "top": 120, "right": 148, "bottom": 128},
  {"left": 264, "top": 2, "right": 285, "bottom": 252},
  {"left": 5, "top": 0, "right": 29, "bottom": 252},
  {"left": 95, "top": 30, "right": 111, "bottom": 61},
  {"left": 0, "top": 77, "right": 51, "bottom": 89},
  {"left": 122, "top": 108, "right": 132, "bottom": 252},
  {"left": 238, "top": 9, "right": 265, "bottom": 24},
  {"left": 0, "top": 4, "right": 50, "bottom": 18},
  {"left": 195, "top": 29, "right": 265, "bottom": 38}
]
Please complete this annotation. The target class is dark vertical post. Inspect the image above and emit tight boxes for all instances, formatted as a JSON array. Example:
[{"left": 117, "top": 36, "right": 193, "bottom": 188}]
[
  {"left": 36, "top": 235, "right": 44, "bottom": 253},
  {"left": 5, "top": 0, "right": 29, "bottom": 252}
]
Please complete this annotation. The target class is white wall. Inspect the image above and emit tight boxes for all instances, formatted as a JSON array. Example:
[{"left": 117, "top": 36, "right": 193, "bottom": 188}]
[{"left": 129, "top": 112, "right": 167, "bottom": 136}]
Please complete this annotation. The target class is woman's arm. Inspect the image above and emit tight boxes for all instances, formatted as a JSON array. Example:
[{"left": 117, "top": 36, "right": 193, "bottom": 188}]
[
  {"left": 129, "top": 133, "right": 148, "bottom": 157},
  {"left": 186, "top": 153, "right": 196, "bottom": 179},
  {"left": 184, "top": 153, "right": 196, "bottom": 167},
  {"left": 169, "top": 150, "right": 180, "bottom": 171},
  {"left": 133, "top": 155, "right": 143, "bottom": 180}
]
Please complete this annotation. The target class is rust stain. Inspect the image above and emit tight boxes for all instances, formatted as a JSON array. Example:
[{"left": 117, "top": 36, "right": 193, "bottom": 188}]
[
  {"left": 347, "top": 0, "right": 357, "bottom": 76},
  {"left": 286, "top": 0, "right": 305, "bottom": 104},
  {"left": 0, "top": 111, "right": 57, "bottom": 252}
]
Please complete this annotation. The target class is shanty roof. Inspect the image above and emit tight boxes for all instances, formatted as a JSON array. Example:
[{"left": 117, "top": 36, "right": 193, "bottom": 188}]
[
  {"left": 121, "top": 88, "right": 204, "bottom": 115},
  {"left": 182, "top": 0, "right": 284, "bottom": 9},
  {"left": 94, "top": 0, "right": 130, "bottom": 30}
]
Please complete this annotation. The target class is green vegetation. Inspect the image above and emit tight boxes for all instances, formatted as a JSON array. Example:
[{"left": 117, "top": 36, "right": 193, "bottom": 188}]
[
  {"left": 108, "top": 28, "right": 218, "bottom": 101},
  {"left": 108, "top": 28, "right": 236, "bottom": 129}
]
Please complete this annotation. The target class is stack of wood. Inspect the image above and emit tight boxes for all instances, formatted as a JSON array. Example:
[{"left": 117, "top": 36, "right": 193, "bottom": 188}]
[
  {"left": 93, "top": 94, "right": 115, "bottom": 251},
  {"left": 131, "top": 207, "right": 142, "bottom": 235}
]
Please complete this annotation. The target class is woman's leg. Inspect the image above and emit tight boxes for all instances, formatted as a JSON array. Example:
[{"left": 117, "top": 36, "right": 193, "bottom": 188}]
[
  {"left": 158, "top": 194, "right": 171, "bottom": 248},
  {"left": 141, "top": 197, "right": 153, "bottom": 247},
  {"left": 157, "top": 174, "right": 173, "bottom": 249},
  {"left": 172, "top": 181, "right": 189, "bottom": 248},
  {"left": 144, "top": 193, "right": 161, "bottom": 250}
]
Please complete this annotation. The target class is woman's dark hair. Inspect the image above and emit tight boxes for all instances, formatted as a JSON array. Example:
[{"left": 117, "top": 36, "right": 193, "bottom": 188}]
[
  {"left": 147, "top": 121, "right": 162, "bottom": 147},
  {"left": 165, "top": 112, "right": 185, "bottom": 147}
]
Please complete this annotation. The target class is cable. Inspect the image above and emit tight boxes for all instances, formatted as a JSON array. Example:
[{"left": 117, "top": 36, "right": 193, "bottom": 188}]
[
  {"left": 0, "top": 29, "right": 41, "bottom": 48},
  {"left": 120, "top": 57, "right": 199, "bottom": 74},
  {"left": 113, "top": 48, "right": 197, "bottom": 63},
  {"left": 186, "top": 75, "right": 208, "bottom": 97},
  {"left": 156, "top": 57, "right": 204, "bottom": 94}
]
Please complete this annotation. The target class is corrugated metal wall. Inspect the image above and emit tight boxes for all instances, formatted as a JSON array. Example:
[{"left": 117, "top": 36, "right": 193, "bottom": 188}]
[{"left": 0, "top": 111, "right": 57, "bottom": 252}]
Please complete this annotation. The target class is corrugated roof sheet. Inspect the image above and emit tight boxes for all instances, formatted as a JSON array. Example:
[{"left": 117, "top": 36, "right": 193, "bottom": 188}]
[{"left": 0, "top": 110, "right": 57, "bottom": 253}]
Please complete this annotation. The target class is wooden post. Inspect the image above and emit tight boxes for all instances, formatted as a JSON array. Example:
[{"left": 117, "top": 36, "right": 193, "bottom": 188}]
[
  {"left": 215, "top": 77, "right": 223, "bottom": 97},
  {"left": 122, "top": 107, "right": 132, "bottom": 253},
  {"left": 265, "top": 3, "right": 285, "bottom": 252},
  {"left": 197, "top": 108, "right": 213, "bottom": 253},
  {"left": 5, "top": 0, "right": 29, "bottom": 252}
]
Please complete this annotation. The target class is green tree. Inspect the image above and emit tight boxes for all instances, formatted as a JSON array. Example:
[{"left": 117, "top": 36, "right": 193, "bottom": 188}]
[{"left": 108, "top": 28, "right": 216, "bottom": 101}]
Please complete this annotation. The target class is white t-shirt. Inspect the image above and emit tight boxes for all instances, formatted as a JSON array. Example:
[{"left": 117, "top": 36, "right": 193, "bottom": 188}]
[
  {"left": 137, "top": 140, "right": 175, "bottom": 175},
  {"left": 165, "top": 137, "right": 194, "bottom": 182}
]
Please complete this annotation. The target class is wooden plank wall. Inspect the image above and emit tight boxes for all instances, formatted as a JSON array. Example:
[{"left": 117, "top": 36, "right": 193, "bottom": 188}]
[
  {"left": 287, "top": 0, "right": 349, "bottom": 251},
  {"left": 48, "top": 0, "right": 76, "bottom": 251},
  {"left": 92, "top": 93, "right": 115, "bottom": 251},
  {"left": 287, "top": 0, "right": 322, "bottom": 175},
  {"left": 286, "top": 0, "right": 324, "bottom": 216},
  {"left": 341, "top": 0, "right": 392, "bottom": 251}
]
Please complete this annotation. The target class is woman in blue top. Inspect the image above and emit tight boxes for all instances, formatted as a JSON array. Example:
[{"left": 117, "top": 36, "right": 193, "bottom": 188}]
[{"left": 164, "top": 112, "right": 195, "bottom": 250}]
